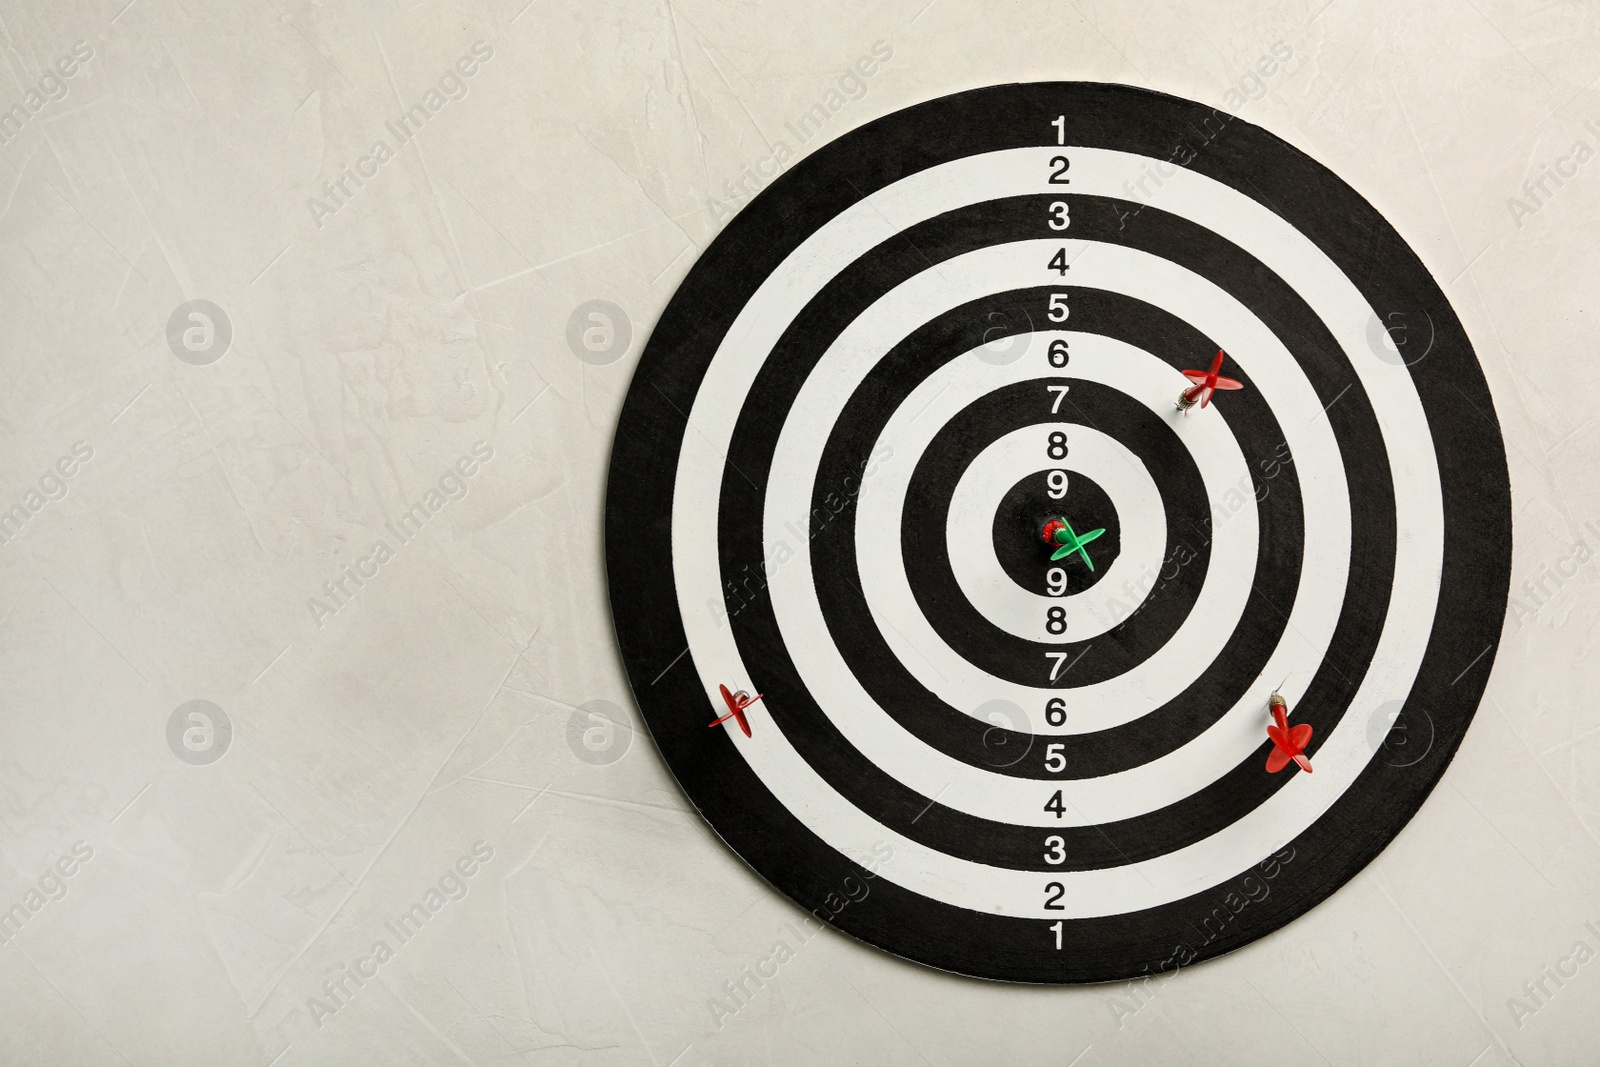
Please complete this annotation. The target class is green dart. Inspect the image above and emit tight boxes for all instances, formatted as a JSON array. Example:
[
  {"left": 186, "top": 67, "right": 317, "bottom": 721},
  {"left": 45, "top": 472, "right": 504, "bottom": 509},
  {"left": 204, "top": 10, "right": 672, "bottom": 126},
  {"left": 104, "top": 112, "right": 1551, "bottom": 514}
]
[{"left": 1043, "top": 517, "right": 1106, "bottom": 570}]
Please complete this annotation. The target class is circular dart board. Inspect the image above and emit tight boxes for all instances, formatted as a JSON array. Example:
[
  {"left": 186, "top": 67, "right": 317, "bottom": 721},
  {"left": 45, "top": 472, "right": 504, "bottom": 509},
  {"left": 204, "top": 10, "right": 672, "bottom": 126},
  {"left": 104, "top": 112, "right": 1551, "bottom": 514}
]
[{"left": 604, "top": 83, "right": 1511, "bottom": 983}]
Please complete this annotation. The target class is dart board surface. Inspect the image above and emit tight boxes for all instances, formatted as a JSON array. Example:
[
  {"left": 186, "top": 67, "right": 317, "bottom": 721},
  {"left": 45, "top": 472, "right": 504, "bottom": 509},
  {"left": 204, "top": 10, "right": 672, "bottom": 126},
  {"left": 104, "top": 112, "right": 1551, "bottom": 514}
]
[{"left": 604, "top": 82, "right": 1511, "bottom": 983}]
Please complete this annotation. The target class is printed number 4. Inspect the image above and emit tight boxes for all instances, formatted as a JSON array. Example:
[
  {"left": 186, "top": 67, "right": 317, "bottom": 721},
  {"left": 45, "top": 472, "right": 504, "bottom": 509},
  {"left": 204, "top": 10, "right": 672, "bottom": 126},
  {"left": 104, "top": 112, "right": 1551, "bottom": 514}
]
[{"left": 1044, "top": 789, "right": 1065, "bottom": 818}]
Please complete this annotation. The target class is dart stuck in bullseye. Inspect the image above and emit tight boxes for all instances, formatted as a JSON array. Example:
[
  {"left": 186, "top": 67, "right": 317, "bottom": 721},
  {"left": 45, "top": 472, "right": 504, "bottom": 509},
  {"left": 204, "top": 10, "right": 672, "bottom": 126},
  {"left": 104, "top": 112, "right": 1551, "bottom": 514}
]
[
  {"left": 711, "top": 684, "right": 762, "bottom": 737},
  {"left": 1177, "top": 349, "right": 1244, "bottom": 413},
  {"left": 1265, "top": 691, "right": 1313, "bottom": 773},
  {"left": 1042, "top": 516, "right": 1106, "bottom": 570}
]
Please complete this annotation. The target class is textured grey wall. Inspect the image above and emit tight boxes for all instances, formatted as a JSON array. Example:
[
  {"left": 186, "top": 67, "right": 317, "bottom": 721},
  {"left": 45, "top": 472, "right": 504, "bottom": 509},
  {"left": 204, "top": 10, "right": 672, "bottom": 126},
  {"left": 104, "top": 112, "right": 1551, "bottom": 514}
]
[{"left": 0, "top": 0, "right": 1594, "bottom": 1063}]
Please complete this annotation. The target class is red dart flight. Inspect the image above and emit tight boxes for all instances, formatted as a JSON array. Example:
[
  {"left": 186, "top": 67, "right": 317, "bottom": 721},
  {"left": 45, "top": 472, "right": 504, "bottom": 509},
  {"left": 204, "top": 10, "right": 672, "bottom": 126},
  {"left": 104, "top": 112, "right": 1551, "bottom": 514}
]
[
  {"left": 1179, "top": 349, "right": 1244, "bottom": 411},
  {"left": 710, "top": 684, "right": 762, "bottom": 737},
  {"left": 1265, "top": 693, "right": 1312, "bottom": 773}
]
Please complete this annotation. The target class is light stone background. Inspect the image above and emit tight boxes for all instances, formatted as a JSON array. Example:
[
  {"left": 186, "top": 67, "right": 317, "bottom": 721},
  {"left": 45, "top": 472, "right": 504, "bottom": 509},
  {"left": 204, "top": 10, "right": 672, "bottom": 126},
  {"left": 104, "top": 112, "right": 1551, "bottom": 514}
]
[{"left": 0, "top": 0, "right": 1596, "bottom": 1063}]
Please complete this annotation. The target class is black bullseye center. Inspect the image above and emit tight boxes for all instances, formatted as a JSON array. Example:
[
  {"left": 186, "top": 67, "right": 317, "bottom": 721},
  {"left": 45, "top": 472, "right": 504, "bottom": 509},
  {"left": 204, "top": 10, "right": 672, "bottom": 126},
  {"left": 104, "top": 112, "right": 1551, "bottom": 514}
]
[{"left": 991, "top": 472, "right": 1121, "bottom": 595}]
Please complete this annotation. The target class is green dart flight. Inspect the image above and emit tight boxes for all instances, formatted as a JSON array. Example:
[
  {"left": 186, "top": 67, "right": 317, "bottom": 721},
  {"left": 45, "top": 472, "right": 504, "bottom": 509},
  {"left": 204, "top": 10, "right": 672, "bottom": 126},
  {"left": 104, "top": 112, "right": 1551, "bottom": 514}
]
[{"left": 1045, "top": 517, "right": 1106, "bottom": 570}]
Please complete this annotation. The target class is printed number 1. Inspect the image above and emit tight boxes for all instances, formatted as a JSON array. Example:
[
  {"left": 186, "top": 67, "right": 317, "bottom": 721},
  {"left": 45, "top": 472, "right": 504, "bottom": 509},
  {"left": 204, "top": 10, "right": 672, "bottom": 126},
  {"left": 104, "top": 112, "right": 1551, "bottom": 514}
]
[
  {"left": 1050, "top": 920, "right": 1063, "bottom": 949},
  {"left": 1051, "top": 115, "right": 1065, "bottom": 145}
]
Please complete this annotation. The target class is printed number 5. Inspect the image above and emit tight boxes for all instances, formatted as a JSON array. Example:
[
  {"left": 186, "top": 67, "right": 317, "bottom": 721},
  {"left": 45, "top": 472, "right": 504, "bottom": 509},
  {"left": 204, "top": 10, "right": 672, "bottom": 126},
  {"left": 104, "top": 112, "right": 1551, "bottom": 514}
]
[
  {"left": 1044, "top": 743, "right": 1066, "bottom": 772},
  {"left": 1048, "top": 293, "right": 1070, "bottom": 322}
]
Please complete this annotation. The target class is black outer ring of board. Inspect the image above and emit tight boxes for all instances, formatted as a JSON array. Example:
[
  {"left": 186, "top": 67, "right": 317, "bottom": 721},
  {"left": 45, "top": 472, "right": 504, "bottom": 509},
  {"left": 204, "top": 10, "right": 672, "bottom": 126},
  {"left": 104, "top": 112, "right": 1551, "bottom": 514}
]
[{"left": 603, "top": 82, "right": 1512, "bottom": 983}]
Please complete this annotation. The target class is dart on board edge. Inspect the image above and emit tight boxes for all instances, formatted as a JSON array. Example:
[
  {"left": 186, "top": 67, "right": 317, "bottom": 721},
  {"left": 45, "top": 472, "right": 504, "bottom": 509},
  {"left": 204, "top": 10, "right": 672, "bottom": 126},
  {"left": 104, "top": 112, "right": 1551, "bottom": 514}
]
[
  {"left": 1266, "top": 690, "right": 1313, "bottom": 774},
  {"left": 711, "top": 684, "right": 761, "bottom": 737}
]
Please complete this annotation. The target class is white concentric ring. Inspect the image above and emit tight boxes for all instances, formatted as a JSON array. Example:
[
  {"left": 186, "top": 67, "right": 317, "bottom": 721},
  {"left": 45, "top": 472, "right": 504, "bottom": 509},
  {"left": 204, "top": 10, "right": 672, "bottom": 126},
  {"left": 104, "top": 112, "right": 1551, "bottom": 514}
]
[
  {"left": 943, "top": 423, "right": 1165, "bottom": 642},
  {"left": 855, "top": 329, "right": 1258, "bottom": 687},
  {"left": 792, "top": 247, "right": 1294, "bottom": 731},
  {"left": 671, "top": 145, "right": 1442, "bottom": 916}
]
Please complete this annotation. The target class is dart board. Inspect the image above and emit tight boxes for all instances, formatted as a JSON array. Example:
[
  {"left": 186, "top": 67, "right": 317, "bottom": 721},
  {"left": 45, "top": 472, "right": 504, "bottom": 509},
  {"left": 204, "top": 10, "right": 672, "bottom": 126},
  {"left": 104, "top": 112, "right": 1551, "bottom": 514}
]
[{"left": 604, "top": 82, "right": 1511, "bottom": 983}]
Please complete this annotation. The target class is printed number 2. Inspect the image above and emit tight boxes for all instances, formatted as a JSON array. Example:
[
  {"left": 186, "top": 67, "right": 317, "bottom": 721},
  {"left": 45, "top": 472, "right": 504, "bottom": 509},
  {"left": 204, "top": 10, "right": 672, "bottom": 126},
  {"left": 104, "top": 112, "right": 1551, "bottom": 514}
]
[{"left": 1044, "top": 882, "right": 1066, "bottom": 910}]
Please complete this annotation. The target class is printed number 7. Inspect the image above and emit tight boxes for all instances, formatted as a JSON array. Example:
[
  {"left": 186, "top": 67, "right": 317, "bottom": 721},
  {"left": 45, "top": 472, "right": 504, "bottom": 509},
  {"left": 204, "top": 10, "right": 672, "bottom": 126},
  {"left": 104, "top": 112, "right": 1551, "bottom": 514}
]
[
  {"left": 1045, "top": 652, "right": 1070, "bottom": 681},
  {"left": 1047, "top": 385, "right": 1069, "bottom": 414}
]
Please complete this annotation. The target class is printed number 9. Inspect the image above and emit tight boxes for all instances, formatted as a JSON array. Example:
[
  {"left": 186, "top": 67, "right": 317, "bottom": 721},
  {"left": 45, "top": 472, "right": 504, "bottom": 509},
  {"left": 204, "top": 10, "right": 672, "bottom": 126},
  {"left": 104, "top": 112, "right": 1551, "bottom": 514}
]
[{"left": 1046, "top": 470, "right": 1068, "bottom": 499}]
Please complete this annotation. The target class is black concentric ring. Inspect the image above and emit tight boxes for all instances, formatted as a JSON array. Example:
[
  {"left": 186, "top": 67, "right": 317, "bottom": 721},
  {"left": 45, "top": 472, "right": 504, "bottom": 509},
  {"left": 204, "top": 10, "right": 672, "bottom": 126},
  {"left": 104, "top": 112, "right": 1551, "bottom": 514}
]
[{"left": 898, "top": 376, "right": 1212, "bottom": 686}]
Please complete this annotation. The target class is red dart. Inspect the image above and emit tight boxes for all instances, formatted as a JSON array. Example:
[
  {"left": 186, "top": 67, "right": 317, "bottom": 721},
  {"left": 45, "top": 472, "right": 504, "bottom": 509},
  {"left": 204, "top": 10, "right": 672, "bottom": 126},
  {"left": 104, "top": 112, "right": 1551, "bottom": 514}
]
[
  {"left": 1178, "top": 349, "right": 1245, "bottom": 412},
  {"left": 1265, "top": 692, "right": 1312, "bottom": 773},
  {"left": 710, "top": 684, "right": 761, "bottom": 737}
]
